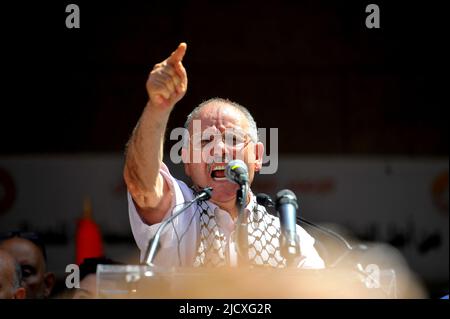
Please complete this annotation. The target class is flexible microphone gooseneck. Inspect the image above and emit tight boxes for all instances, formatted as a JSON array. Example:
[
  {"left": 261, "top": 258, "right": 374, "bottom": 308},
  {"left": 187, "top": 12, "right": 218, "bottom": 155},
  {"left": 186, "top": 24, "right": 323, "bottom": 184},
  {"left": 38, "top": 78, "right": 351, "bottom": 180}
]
[{"left": 143, "top": 187, "right": 213, "bottom": 266}]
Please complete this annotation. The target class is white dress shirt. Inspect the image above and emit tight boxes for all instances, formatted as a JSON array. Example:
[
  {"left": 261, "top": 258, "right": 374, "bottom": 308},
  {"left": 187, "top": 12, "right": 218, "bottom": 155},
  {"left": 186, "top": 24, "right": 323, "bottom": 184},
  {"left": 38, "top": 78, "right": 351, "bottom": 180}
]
[{"left": 128, "top": 163, "right": 325, "bottom": 269}]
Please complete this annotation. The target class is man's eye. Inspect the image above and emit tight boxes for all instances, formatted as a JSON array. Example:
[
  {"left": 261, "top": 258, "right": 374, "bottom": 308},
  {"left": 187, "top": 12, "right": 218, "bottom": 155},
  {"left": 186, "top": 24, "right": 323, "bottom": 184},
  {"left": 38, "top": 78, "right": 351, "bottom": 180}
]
[
  {"left": 201, "top": 139, "right": 211, "bottom": 146},
  {"left": 22, "top": 270, "right": 32, "bottom": 278},
  {"left": 21, "top": 266, "right": 35, "bottom": 278},
  {"left": 226, "top": 135, "right": 244, "bottom": 144}
]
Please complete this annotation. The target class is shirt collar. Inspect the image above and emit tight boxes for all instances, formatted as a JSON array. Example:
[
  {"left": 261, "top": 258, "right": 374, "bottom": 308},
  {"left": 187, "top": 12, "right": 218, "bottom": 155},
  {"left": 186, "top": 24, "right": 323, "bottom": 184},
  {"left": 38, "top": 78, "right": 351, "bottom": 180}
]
[{"left": 204, "top": 191, "right": 258, "bottom": 223}]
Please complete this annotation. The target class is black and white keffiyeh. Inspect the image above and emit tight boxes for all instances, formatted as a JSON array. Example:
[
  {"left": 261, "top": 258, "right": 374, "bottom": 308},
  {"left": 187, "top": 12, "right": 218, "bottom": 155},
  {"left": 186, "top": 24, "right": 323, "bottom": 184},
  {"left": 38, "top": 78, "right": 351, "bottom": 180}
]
[{"left": 191, "top": 193, "right": 287, "bottom": 268}]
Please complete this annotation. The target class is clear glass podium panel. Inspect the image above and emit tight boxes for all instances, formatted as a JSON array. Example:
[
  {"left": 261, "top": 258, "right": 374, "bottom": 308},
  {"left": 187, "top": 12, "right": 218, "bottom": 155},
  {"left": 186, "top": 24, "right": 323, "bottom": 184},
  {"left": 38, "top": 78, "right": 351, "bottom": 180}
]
[{"left": 96, "top": 264, "right": 402, "bottom": 299}]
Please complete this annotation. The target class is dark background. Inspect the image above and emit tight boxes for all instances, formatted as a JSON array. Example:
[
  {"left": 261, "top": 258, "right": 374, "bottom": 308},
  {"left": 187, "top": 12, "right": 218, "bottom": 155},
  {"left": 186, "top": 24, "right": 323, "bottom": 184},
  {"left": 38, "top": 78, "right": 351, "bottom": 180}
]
[
  {"left": 0, "top": 0, "right": 447, "bottom": 299},
  {"left": 1, "top": 0, "right": 447, "bottom": 156}
]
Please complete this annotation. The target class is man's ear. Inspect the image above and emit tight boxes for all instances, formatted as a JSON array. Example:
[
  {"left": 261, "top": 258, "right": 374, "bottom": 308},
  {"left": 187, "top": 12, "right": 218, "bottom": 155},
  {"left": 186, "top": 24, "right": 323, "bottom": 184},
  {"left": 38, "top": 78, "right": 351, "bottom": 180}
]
[
  {"left": 14, "top": 287, "right": 26, "bottom": 299},
  {"left": 43, "top": 272, "right": 56, "bottom": 298},
  {"left": 254, "top": 142, "right": 264, "bottom": 172}
]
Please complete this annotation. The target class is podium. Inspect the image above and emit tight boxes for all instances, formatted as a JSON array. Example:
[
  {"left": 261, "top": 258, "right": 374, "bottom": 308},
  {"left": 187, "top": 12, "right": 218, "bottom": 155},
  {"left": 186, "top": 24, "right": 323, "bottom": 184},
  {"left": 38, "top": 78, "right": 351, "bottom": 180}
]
[{"left": 95, "top": 264, "right": 401, "bottom": 298}]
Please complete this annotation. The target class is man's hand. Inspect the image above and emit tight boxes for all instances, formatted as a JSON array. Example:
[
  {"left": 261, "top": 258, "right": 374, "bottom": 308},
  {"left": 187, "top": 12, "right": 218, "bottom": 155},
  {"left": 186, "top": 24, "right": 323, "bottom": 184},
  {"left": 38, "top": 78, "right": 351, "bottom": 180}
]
[{"left": 146, "top": 42, "right": 188, "bottom": 110}]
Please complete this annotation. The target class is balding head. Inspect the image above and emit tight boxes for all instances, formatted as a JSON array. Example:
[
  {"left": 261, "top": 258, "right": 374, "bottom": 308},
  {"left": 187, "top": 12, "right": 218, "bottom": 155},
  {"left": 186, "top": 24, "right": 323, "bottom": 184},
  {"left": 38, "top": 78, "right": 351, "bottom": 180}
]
[
  {"left": 0, "top": 236, "right": 54, "bottom": 299},
  {"left": 184, "top": 98, "right": 258, "bottom": 143}
]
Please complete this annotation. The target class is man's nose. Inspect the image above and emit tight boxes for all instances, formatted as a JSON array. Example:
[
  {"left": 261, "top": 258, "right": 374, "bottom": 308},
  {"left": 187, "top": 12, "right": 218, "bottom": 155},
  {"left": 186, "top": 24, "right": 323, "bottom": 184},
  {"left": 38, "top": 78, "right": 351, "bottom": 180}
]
[{"left": 211, "top": 139, "right": 232, "bottom": 162}]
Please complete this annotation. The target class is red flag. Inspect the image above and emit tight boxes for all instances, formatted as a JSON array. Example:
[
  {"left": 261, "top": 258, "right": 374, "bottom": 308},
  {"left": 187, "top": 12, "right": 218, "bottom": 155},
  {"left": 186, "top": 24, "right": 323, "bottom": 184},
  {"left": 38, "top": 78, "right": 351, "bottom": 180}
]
[{"left": 75, "top": 197, "right": 103, "bottom": 265}]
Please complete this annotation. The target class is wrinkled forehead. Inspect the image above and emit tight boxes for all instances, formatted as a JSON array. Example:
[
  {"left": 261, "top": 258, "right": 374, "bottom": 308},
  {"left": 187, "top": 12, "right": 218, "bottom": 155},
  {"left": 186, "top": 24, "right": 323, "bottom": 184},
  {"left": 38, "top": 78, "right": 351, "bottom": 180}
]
[
  {"left": 0, "top": 250, "right": 16, "bottom": 273},
  {"left": 188, "top": 103, "right": 249, "bottom": 134}
]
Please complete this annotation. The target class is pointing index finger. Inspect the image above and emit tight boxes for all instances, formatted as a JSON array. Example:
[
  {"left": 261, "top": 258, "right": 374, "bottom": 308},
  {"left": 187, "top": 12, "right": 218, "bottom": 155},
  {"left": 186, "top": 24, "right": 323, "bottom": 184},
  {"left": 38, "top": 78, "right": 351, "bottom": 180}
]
[{"left": 167, "top": 42, "right": 187, "bottom": 65}]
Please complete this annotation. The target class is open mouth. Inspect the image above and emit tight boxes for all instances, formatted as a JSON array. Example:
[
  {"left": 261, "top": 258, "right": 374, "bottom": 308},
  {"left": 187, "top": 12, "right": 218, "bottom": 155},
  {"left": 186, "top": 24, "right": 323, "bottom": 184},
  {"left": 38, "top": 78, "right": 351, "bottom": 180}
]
[{"left": 210, "top": 164, "right": 227, "bottom": 181}]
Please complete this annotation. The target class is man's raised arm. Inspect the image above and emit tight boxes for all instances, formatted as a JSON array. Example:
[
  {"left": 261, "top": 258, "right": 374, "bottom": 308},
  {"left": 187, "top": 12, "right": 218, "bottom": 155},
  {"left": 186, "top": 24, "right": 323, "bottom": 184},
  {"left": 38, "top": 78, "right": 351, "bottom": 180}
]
[{"left": 124, "top": 43, "right": 188, "bottom": 224}]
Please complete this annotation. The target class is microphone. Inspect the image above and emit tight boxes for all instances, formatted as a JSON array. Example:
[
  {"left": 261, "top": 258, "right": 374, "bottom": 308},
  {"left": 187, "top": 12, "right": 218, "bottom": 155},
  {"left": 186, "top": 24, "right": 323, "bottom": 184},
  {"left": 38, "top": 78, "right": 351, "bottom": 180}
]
[
  {"left": 256, "top": 193, "right": 275, "bottom": 208},
  {"left": 143, "top": 187, "right": 213, "bottom": 266},
  {"left": 225, "top": 159, "right": 249, "bottom": 186},
  {"left": 257, "top": 192, "right": 360, "bottom": 267},
  {"left": 275, "top": 189, "right": 301, "bottom": 265}
]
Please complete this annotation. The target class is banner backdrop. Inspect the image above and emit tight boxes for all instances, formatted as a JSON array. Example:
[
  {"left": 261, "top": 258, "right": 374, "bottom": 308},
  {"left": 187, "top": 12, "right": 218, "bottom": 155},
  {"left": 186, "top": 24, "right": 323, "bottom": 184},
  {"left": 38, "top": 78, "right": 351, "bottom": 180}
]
[{"left": 0, "top": 155, "right": 448, "bottom": 284}]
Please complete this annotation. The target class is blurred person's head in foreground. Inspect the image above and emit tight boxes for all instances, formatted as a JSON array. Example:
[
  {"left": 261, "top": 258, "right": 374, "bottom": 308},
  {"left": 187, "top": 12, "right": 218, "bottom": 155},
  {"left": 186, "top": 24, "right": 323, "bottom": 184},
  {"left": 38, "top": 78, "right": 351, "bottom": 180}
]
[
  {"left": 0, "top": 231, "right": 55, "bottom": 299},
  {"left": 0, "top": 249, "right": 26, "bottom": 299}
]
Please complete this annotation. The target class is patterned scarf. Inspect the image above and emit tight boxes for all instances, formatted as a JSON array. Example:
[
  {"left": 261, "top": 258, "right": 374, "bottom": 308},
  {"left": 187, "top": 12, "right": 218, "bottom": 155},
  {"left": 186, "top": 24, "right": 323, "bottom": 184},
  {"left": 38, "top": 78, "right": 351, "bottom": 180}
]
[{"left": 192, "top": 195, "right": 287, "bottom": 268}]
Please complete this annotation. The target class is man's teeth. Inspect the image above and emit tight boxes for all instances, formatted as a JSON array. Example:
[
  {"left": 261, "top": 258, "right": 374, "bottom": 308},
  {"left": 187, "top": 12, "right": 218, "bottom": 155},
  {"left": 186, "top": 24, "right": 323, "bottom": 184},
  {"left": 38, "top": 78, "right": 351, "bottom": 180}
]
[{"left": 211, "top": 165, "right": 227, "bottom": 180}]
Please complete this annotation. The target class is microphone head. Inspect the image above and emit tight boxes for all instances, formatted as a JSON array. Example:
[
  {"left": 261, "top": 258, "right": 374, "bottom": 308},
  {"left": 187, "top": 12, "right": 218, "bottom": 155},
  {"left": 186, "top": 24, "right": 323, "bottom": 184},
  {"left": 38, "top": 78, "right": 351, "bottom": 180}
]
[
  {"left": 225, "top": 159, "right": 249, "bottom": 185},
  {"left": 256, "top": 193, "right": 275, "bottom": 207},
  {"left": 198, "top": 187, "right": 213, "bottom": 201},
  {"left": 275, "top": 189, "right": 298, "bottom": 210}
]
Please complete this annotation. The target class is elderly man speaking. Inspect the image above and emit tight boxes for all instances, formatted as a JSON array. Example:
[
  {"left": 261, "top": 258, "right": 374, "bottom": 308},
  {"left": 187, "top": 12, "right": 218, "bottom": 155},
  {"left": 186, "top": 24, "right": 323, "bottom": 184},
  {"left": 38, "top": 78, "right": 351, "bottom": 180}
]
[{"left": 124, "top": 43, "right": 324, "bottom": 269}]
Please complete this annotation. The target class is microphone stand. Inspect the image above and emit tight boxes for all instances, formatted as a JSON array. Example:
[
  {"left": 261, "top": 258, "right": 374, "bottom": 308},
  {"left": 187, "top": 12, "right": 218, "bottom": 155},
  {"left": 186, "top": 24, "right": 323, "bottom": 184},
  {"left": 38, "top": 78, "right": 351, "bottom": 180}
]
[
  {"left": 143, "top": 187, "right": 212, "bottom": 267},
  {"left": 235, "top": 182, "right": 249, "bottom": 266}
]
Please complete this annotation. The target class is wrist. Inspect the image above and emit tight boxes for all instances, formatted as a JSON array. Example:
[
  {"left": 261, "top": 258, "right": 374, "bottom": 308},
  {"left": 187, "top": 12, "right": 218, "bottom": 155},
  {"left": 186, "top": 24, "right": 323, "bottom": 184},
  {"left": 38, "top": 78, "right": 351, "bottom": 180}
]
[{"left": 144, "top": 100, "right": 171, "bottom": 123}]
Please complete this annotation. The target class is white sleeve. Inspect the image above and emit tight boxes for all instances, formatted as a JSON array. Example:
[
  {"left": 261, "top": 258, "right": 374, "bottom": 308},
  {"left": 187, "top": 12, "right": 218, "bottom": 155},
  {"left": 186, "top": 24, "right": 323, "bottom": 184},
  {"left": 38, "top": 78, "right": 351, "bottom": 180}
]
[
  {"left": 296, "top": 226, "right": 326, "bottom": 269},
  {"left": 127, "top": 162, "right": 187, "bottom": 260}
]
